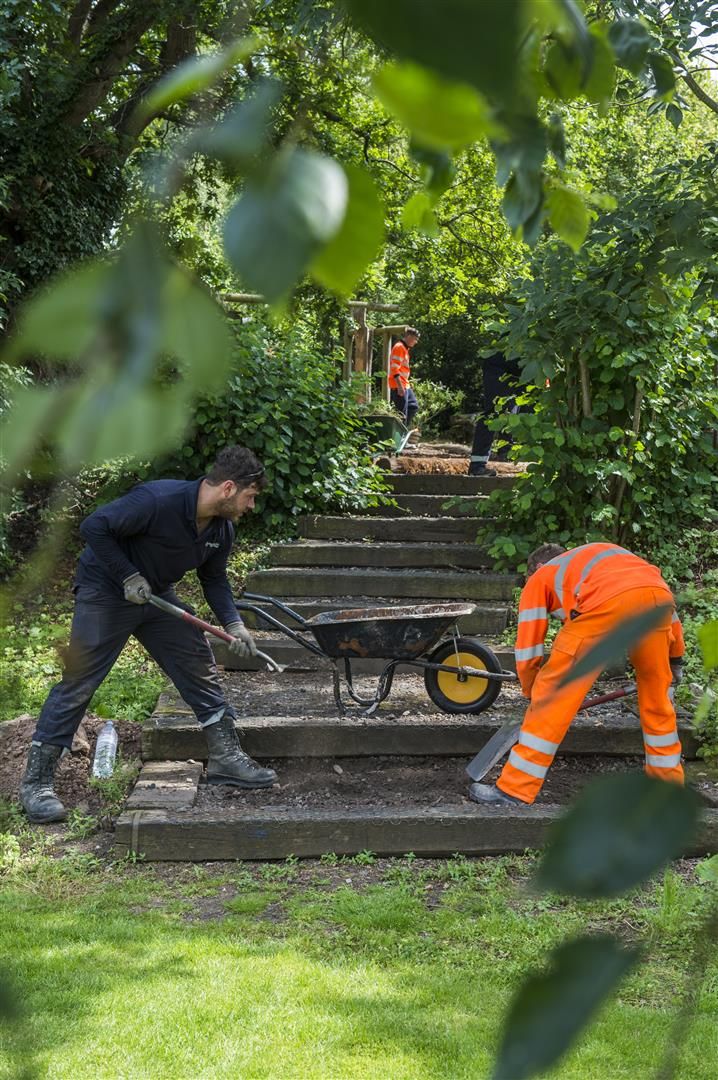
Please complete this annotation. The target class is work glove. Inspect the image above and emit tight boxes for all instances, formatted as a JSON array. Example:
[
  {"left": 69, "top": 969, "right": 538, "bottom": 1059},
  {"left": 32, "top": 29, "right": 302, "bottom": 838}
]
[
  {"left": 123, "top": 572, "right": 151, "bottom": 605},
  {"left": 224, "top": 621, "right": 257, "bottom": 658},
  {"left": 670, "top": 659, "right": 684, "bottom": 685}
]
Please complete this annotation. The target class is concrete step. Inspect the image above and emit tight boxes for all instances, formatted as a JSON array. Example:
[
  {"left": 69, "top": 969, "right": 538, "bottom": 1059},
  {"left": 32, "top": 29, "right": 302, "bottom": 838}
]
[
  {"left": 268, "top": 541, "right": 493, "bottom": 569},
  {"left": 387, "top": 473, "right": 516, "bottom": 495},
  {"left": 299, "top": 516, "right": 486, "bottom": 543},
  {"left": 367, "top": 494, "right": 488, "bottom": 517},
  {"left": 244, "top": 567, "right": 518, "bottom": 600},
  {"left": 236, "top": 597, "right": 510, "bottom": 635}
]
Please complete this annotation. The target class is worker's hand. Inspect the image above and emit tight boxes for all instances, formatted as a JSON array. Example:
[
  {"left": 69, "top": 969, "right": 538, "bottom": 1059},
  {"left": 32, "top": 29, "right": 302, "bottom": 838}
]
[
  {"left": 123, "top": 572, "right": 151, "bottom": 605},
  {"left": 396, "top": 386, "right": 405, "bottom": 397},
  {"left": 225, "top": 621, "right": 257, "bottom": 658},
  {"left": 670, "top": 659, "right": 684, "bottom": 685}
]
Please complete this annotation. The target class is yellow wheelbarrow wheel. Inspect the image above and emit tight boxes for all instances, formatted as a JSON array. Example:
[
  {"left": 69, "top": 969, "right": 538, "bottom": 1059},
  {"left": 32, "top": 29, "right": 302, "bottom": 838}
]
[{"left": 424, "top": 637, "right": 503, "bottom": 714}]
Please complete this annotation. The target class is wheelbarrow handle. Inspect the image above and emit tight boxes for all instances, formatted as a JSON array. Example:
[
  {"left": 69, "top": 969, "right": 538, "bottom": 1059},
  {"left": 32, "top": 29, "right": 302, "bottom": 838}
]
[{"left": 147, "top": 595, "right": 283, "bottom": 672}]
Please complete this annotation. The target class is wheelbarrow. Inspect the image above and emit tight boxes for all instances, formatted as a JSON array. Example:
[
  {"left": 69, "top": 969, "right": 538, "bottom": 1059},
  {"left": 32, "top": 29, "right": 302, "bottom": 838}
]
[{"left": 149, "top": 591, "right": 515, "bottom": 716}]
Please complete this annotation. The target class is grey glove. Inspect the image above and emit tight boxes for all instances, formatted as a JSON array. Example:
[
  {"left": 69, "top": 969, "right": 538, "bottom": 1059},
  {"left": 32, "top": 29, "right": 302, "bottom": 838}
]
[
  {"left": 225, "top": 621, "right": 257, "bottom": 658},
  {"left": 670, "top": 659, "right": 684, "bottom": 685},
  {"left": 123, "top": 572, "right": 151, "bottom": 605}
]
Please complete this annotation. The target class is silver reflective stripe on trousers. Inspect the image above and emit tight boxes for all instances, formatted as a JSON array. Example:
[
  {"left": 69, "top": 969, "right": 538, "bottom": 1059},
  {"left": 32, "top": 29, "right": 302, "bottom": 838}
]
[
  {"left": 644, "top": 730, "right": 679, "bottom": 748},
  {"left": 519, "top": 731, "right": 559, "bottom": 755},
  {"left": 518, "top": 607, "right": 548, "bottom": 623},
  {"left": 508, "top": 750, "right": 549, "bottom": 778},
  {"left": 515, "top": 643, "right": 545, "bottom": 661},
  {"left": 645, "top": 752, "right": 682, "bottom": 768}
]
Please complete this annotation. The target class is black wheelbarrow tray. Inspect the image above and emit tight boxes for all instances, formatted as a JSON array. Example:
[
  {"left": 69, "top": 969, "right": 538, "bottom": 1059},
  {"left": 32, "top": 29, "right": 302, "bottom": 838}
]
[{"left": 236, "top": 592, "right": 516, "bottom": 716}]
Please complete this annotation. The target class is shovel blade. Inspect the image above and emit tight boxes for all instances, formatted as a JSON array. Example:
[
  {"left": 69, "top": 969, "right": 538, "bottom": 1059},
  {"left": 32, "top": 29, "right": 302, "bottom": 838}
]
[{"left": 465, "top": 719, "right": 522, "bottom": 782}]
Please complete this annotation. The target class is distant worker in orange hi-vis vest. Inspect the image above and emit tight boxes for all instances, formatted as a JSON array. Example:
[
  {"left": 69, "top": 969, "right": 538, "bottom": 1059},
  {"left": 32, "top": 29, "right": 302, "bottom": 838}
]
[
  {"left": 469, "top": 541, "right": 686, "bottom": 807},
  {"left": 388, "top": 326, "right": 420, "bottom": 428}
]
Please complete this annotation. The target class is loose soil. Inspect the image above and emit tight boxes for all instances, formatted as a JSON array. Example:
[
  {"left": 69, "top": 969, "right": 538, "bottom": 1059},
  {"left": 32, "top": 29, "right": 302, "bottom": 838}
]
[
  {"left": 195, "top": 753, "right": 647, "bottom": 813},
  {"left": 0, "top": 713, "right": 141, "bottom": 812}
]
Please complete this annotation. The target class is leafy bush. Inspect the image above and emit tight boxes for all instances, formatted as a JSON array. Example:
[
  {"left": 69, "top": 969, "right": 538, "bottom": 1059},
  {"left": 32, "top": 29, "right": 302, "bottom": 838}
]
[
  {"left": 481, "top": 154, "right": 718, "bottom": 569},
  {"left": 414, "top": 379, "right": 465, "bottom": 435},
  {"left": 160, "top": 326, "right": 388, "bottom": 528}
]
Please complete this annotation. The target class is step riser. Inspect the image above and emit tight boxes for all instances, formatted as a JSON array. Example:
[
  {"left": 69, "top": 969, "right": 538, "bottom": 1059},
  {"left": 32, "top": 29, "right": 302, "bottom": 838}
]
[
  {"left": 299, "top": 517, "right": 483, "bottom": 543},
  {"left": 369, "top": 496, "right": 487, "bottom": 518},
  {"left": 115, "top": 805, "right": 718, "bottom": 862},
  {"left": 142, "top": 716, "right": 699, "bottom": 762},
  {"left": 239, "top": 603, "right": 508, "bottom": 635},
  {"left": 269, "top": 543, "right": 492, "bottom": 569},
  {"left": 245, "top": 570, "right": 516, "bottom": 600},
  {"left": 388, "top": 475, "right": 515, "bottom": 495}
]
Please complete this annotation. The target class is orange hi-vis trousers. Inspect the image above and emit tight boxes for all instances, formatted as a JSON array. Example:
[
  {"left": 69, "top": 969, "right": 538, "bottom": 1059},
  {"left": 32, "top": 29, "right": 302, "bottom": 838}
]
[{"left": 497, "top": 586, "right": 684, "bottom": 804}]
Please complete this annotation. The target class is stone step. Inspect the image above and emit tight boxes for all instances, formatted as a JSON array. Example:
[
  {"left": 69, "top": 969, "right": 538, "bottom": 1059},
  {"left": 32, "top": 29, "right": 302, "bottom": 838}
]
[
  {"left": 299, "top": 516, "right": 485, "bottom": 543},
  {"left": 237, "top": 597, "right": 510, "bottom": 635},
  {"left": 244, "top": 567, "right": 517, "bottom": 600},
  {"left": 387, "top": 473, "right": 516, "bottom": 495},
  {"left": 368, "top": 494, "right": 488, "bottom": 517},
  {"left": 268, "top": 541, "right": 493, "bottom": 569}
]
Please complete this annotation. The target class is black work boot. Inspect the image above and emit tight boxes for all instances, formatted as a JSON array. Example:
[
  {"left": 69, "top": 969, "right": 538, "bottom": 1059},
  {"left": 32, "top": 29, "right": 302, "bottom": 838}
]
[
  {"left": 204, "top": 713, "right": 278, "bottom": 789},
  {"left": 468, "top": 782, "right": 525, "bottom": 808},
  {"left": 19, "top": 742, "right": 68, "bottom": 823}
]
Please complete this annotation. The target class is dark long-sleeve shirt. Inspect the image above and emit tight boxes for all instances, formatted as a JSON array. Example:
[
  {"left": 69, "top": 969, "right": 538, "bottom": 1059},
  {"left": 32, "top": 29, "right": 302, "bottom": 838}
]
[{"left": 75, "top": 478, "right": 239, "bottom": 627}]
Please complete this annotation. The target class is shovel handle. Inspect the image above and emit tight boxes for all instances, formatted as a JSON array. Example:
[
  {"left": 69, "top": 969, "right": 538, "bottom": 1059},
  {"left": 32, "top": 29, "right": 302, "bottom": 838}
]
[
  {"left": 148, "top": 594, "right": 234, "bottom": 642},
  {"left": 579, "top": 683, "right": 637, "bottom": 710}
]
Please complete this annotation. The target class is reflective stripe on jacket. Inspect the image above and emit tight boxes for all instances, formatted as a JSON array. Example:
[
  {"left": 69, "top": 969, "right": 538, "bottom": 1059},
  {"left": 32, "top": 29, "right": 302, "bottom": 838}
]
[
  {"left": 388, "top": 341, "right": 411, "bottom": 389},
  {"left": 515, "top": 543, "right": 684, "bottom": 696}
]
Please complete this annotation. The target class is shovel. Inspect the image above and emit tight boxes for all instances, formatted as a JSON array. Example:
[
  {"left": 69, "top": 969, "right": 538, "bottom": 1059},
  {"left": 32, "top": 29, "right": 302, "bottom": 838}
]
[
  {"left": 464, "top": 682, "right": 638, "bottom": 782},
  {"left": 148, "top": 594, "right": 285, "bottom": 673}
]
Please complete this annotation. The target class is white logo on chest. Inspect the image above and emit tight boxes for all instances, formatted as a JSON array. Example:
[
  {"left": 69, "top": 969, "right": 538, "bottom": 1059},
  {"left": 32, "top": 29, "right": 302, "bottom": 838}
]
[{"left": 205, "top": 541, "right": 220, "bottom": 549}]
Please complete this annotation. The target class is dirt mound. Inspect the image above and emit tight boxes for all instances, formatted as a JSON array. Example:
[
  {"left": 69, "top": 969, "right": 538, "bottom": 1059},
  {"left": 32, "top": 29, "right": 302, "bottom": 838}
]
[
  {"left": 0, "top": 714, "right": 142, "bottom": 812},
  {"left": 391, "top": 456, "right": 526, "bottom": 476}
]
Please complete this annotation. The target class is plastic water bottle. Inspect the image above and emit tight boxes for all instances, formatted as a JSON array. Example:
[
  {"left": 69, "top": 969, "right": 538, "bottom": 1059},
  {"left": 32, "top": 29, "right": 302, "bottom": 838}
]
[{"left": 92, "top": 721, "right": 119, "bottom": 778}]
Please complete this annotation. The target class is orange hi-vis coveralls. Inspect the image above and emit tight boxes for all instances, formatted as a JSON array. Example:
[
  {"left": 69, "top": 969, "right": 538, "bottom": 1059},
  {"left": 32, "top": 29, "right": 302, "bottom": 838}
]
[
  {"left": 497, "top": 543, "right": 686, "bottom": 804},
  {"left": 388, "top": 340, "right": 411, "bottom": 390}
]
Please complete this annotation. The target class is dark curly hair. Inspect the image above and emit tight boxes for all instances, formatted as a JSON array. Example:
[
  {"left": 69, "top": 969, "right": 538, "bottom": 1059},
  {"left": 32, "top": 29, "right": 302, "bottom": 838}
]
[
  {"left": 526, "top": 544, "right": 566, "bottom": 576},
  {"left": 205, "top": 446, "right": 267, "bottom": 490}
]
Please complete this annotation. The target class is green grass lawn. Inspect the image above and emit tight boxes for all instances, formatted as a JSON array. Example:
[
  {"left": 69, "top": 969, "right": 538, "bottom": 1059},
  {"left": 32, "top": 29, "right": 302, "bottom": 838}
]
[{"left": 1, "top": 830, "right": 717, "bottom": 1079}]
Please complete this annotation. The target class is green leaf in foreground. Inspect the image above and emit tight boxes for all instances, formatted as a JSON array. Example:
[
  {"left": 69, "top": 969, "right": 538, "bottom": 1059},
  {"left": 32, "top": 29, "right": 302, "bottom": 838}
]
[
  {"left": 545, "top": 184, "right": 590, "bottom": 251},
  {"left": 347, "top": 0, "right": 523, "bottom": 101},
  {"left": 312, "top": 165, "right": 384, "bottom": 296},
  {"left": 224, "top": 149, "right": 348, "bottom": 302},
  {"left": 493, "top": 935, "right": 639, "bottom": 1080},
  {"left": 559, "top": 603, "right": 672, "bottom": 686},
  {"left": 137, "top": 37, "right": 259, "bottom": 122},
  {"left": 697, "top": 620, "right": 718, "bottom": 672},
  {"left": 536, "top": 774, "right": 700, "bottom": 898},
  {"left": 373, "top": 62, "right": 496, "bottom": 150}
]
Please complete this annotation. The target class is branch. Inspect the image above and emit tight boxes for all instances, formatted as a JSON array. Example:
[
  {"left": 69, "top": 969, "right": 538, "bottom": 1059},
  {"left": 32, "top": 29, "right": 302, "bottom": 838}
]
[
  {"left": 68, "top": 0, "right": 93, "bottom": 45},
  {"left": 437, "top": 219, "right": 505, "bottom": 268},
  {"left": 682, "top": 70, "right": 718, "bottom": 115},
  {"left": 112, "top": 15, "right": 198, "bottom": 145},
  {"left": 62, "top": 1, "right": 157, "bottom": 127}
]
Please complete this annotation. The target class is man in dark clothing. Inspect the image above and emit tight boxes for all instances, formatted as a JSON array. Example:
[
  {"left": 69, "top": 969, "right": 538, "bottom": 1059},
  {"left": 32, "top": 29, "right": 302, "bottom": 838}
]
[
  {"left": 20, "top": 445, "right": 277, "bottom": 824},
  {"left": 468, "top": 352, "right": 521, "bottom": 476}
]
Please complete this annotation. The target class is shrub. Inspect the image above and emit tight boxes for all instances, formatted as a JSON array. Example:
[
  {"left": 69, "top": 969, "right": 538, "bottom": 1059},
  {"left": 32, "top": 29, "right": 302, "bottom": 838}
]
[{"left": 160, "top": 326, "right": 387, "bottom": 528}]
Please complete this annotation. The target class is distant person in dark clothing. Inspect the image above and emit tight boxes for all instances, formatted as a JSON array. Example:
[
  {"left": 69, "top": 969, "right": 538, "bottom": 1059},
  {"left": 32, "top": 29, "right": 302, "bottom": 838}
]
[
  {"left": 389, "top": 327, "right": 420, "bottom": 427},
  {"left": 469, "top": 352, "right": 521, "bottom": 476},
  {"left": 19, "top": 446, "right": 278, "bottom": 824}
]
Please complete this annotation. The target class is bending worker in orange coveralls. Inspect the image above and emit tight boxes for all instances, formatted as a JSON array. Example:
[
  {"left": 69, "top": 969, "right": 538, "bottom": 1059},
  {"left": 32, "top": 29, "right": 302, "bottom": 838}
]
[{"left": 469, "top": 541, "right": 686, "bottom": 807}]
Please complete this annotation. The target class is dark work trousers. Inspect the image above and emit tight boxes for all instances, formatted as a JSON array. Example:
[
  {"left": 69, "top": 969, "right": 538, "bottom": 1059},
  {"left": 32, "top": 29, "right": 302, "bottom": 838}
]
[
  {"left": 470, "top": 353, "right": 520, "bottom": 472},
  {"left": 390, "top": 385, "right": 419, "bottom": 425},
  {"left": 33, "top": 586, "right": 233, "bottom": 749}
]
